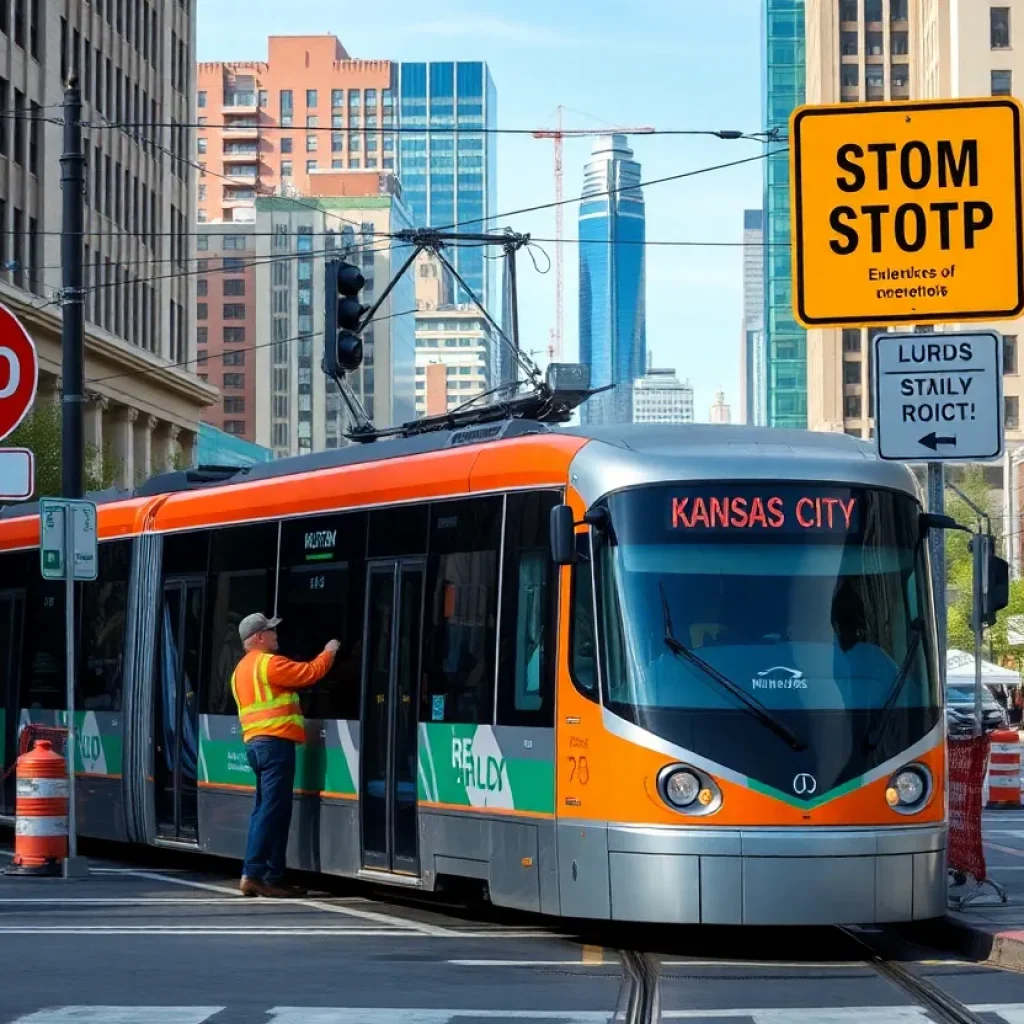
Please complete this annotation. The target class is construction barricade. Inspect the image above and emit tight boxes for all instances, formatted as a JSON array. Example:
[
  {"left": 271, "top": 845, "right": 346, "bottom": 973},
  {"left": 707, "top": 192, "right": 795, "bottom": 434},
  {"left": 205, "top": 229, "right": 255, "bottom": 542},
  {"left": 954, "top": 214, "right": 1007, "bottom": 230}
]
[
  {"left": 4, "top": 738, "right": 68, "bottom": 876},
  {"left": 948, "top": 733, "right": 1007, "bottom": 907},
  {"left": 987, "top": 728, "right": 1022, "bottom": 808}
]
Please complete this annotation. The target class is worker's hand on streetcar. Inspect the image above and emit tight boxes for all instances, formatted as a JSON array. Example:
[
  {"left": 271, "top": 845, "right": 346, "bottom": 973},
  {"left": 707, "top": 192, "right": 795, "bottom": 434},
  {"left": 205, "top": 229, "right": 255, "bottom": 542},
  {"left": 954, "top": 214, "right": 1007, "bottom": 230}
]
[{"left": 324, "top": 639, "right": 341, "bottom": 655}]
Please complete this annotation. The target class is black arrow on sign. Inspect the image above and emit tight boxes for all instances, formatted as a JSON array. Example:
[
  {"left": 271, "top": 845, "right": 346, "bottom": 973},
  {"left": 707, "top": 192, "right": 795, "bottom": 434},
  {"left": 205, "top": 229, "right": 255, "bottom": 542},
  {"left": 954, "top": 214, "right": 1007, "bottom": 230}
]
[{"left": 919, "top": 432, "right": 957, "bottom": 451}]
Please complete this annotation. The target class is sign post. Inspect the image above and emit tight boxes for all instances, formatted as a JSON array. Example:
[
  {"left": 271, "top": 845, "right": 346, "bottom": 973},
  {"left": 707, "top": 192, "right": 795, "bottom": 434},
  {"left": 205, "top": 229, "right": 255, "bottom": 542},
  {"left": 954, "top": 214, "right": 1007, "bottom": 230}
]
[
  {"left": 790, "top": 97, "right": 1024, "bottom": 329},
  {"left": 40, "top": 498, "right": 97, "bottom": 879}
]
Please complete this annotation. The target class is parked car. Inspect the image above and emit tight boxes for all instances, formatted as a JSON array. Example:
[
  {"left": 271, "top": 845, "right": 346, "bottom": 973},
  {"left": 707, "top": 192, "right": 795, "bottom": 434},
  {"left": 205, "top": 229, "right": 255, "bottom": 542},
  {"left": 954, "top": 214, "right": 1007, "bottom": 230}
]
[{"left": 946, "top": 683, "right": 1008, "bottom": 736}]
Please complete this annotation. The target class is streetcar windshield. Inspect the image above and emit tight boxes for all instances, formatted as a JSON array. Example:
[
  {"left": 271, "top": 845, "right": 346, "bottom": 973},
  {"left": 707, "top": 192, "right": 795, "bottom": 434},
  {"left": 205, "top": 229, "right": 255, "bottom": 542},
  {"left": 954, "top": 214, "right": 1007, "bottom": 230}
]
[{"left": 596, "top": 483, "right": 938, "bottom": 721}]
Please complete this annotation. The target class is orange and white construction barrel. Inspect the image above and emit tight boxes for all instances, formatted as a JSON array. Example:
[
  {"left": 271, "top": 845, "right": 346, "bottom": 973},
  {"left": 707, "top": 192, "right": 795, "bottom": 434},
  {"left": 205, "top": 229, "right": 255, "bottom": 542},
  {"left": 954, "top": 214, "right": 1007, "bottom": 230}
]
[
  {"left": 4, "top": 739, "right": 68, "bottom": 876},
  {"left": 987, "top": 727, "right": 1022, "bottom": 808}
]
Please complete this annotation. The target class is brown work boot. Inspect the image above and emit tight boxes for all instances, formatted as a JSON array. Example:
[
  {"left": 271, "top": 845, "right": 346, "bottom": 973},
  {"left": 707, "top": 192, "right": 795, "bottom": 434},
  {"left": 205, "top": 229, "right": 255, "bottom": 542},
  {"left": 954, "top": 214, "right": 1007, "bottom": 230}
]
[
  {"left": 240, "top": 876, "right": 269, "bottom": 897},
  {"left": 263, "top": 880, "right": 307, "bottom": 898}
]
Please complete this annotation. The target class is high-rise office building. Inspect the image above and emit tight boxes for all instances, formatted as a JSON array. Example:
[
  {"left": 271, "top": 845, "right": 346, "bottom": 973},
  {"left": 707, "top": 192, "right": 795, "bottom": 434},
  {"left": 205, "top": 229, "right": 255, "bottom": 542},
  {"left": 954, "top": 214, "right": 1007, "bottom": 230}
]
[
  {"left": 710, "top": 391, "right": 733, "bottom": 424},
  {"left": 804, "top": 0, "right": 912, "bottom": 440},
  {"left": 578, "top": 135, "right": 647, "bottom": 426},
  {"left": 2, "top": 1, "right": 217, "bottom": 488},
  {"left": 196, "top": 37, "right": 395, "bottom": 440},
  {"left": 414, "top": 253, "right": 492, "bottom": 417},
  {"left": 397, "top": 63, "right": 497, "bottom": 312},
  {"left": 763, "top": 0, "right": 807, "bottom": 428},
  {"left": 632, "top": 358, "right": 694, "bottom": 424},
  {"left": 907, "top": 0, "right": 1024, "bottom": 451},
  {"left": 252, "top": 180, "right": 416, "bottom": 457},
  {"left": 740, "top": 210, "right": 766, "bottom": 425}
]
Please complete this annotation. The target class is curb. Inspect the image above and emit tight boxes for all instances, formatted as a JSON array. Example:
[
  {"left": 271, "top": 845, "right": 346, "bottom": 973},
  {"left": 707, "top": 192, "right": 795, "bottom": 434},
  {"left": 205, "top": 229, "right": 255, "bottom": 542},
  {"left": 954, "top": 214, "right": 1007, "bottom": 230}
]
[{"left": 905, "top": 915, "right": 1024, "bottom": 970}]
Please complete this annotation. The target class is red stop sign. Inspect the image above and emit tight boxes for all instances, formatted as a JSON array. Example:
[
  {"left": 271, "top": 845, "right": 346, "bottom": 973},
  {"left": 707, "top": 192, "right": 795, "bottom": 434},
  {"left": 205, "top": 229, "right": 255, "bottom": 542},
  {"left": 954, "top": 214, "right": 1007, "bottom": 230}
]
[{"left": 0, "top": 302, "right": 37, "bottom": 442}]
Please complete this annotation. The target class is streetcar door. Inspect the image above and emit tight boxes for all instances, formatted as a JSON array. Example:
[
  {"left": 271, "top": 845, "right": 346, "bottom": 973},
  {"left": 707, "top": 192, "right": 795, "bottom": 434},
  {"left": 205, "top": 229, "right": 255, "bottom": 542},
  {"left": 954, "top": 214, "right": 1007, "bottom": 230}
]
[
  {"left": 154, "top": 578, "right": 205, "bottom": 842},
  {"left": 360, "top": 560, "right": 424, "bottom": 875},
  {"left": 0, "top": 591, "right": 23, "bottom": 814}
]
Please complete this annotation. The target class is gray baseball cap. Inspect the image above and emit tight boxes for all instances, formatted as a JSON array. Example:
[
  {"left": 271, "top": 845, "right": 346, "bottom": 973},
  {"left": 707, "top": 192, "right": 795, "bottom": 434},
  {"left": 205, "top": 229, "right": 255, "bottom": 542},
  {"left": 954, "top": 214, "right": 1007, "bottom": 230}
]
[{"left": 239, "top": 613, "right": 282, "bottom": 643}]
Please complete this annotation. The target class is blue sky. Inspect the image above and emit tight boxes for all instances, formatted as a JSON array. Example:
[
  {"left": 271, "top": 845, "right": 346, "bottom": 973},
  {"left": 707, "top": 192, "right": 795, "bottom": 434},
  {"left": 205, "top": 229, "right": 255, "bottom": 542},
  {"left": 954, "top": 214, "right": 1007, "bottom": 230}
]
[{"left": 197, "top": 0, "right": 764, "bottom": 422}]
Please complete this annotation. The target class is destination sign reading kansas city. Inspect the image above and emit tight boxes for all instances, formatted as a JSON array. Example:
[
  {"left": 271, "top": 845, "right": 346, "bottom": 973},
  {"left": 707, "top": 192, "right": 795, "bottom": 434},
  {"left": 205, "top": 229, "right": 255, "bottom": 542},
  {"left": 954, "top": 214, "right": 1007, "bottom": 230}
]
[
  {"left": 669, "top": 493, "right": 859, "bottom": 533},
  {"left": 790, "top": 98, "right": 1024, "bottom": 327}
]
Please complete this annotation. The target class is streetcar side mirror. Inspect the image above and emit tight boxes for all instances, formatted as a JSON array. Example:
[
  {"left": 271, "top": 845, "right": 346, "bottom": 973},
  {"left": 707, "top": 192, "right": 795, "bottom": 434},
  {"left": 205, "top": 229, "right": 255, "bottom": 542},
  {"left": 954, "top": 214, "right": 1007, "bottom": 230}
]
[
  {"left": 550, "top": 504, "right": 577, "bottom": 566},
  {"left": 919, "top": 512, "right": 970, "bottom": 538}
]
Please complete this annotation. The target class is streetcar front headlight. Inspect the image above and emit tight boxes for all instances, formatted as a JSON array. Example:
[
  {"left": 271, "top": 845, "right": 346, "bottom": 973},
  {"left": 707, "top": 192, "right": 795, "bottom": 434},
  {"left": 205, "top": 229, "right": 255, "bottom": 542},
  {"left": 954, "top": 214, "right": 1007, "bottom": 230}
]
[
  {"left": 664, "top": 769, "right": 701, "bottom": 808},
  {"left": 885, "top": 763, "right": 931, "bottom": 813},
  {"left": 657, "top": 763, "right": 722, "bottom": 816}
]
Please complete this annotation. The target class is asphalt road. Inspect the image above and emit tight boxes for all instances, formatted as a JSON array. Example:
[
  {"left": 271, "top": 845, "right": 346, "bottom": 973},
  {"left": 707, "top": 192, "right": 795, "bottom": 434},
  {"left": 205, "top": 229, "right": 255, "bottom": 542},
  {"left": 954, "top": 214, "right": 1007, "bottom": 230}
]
[{"left": 0, "top": 848, "right": 1024, "bottom": 1023}]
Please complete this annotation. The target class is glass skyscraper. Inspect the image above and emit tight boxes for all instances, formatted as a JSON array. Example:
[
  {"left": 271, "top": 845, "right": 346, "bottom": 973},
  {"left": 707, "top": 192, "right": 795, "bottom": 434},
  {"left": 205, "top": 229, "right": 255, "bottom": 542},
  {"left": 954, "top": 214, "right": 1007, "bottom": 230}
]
[
  {"left": 762, "top": 0, "right": 806, "bottom": 428},
  {"left": 578, "top": 135, "right": 647, "bottom": 426},
  {"left": 397, "top": 62, "right": 497, "bottom": 310}
]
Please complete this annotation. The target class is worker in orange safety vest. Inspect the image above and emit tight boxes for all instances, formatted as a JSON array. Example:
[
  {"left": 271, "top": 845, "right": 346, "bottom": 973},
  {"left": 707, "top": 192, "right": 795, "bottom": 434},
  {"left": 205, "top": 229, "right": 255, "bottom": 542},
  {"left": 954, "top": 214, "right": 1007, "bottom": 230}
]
[{"left": 232, "top": 612, "right": 339, "bottom": 898}]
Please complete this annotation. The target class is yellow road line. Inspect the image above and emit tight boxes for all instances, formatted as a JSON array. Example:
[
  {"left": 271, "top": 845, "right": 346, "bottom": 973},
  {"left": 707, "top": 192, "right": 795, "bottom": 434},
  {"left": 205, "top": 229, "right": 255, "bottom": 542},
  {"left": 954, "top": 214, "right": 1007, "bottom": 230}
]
[{"left": 581, "top": 944, "right": 604, "bottom": 964}]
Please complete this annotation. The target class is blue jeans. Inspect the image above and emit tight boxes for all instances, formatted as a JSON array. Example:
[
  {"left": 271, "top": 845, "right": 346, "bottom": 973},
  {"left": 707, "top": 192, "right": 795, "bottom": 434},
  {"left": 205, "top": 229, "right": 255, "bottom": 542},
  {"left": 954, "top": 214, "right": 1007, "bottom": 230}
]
[{"left": 242, "top": 737, "right": 296, "bottom": 884}]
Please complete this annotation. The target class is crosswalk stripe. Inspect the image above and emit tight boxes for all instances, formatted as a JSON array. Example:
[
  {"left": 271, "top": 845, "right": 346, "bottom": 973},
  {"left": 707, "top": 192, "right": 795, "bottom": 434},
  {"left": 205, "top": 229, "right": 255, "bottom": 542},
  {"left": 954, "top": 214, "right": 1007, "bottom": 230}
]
[
  {"left": 11, "top": 1006, "right": 1024, "bottom": 1024},
  {"left": 10, "top": 1010, "right": 224, "bottom": 1023}
]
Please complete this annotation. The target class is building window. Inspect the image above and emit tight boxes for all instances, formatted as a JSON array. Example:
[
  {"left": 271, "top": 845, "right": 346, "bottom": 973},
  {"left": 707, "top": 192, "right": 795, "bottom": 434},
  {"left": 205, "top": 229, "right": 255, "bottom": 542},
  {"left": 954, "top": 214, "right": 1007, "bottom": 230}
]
[
  {"left": 864, "top": 0, "right": 883, "bottom": 20},
  {"left": 306, "top": 115, "right": 318, "bottom": 128},
  {"left": 196, "top": 303, "right": 207, "bottom": 320},
  {"left": 992, "top": 7, "right": 1011, "bottom": 48},
  {"left": 198, "top": 90, "right": 207, "bottom": 108},
  {"left": 843, "top": 360, "right": 862, "bottom": 385},
  {"left": 223, "top": 303, "right": 246, "bottom": 319},
  {"left": 196, "top": 279, "right": 208, "bottom": 297},
  {"left": 198, "top": 184, "right": 207, "bottom": 201},
  {"left": 891, "top": 0, "right": 908, "bottom": 18},
  {"left": 223, "top": 373, "right": 245, "bottom": 389},
  {"left": 223, "top": 278, "right": 245, "bottom": 296},
  {"left": 197, "top": 327, "right": 208, "bottom": 346},
  {"left": 224, "top": 397, "right": 245, "bottom": 413},
  {"left": 306, "top": 134, "right": 318, "bottom": 152},
  {"left": 993, "top": 70, "right": 1013, "bottom": 95},
  {"left": 331, "top": 89, "right": 344, "bottom": 108},
  {"left": 1006, "top": 335, "right": 1018, "bottom": 375},
  {"left": 197, "top": 235, "right": 209, "bottom": 251},
  {"left": 280, "top": 137, "right": 293, "bottom": 154},
  {"left": 1007, "top": 395, "right": 1020, "bottom": 429},
  {"left": 306, "top": 160, "right": 317, "bottom": 173},
  {"left": 844, "top": 395, "right": 862, "bottom": 419},
  {"left": 224, "top": 327, "right": 245, "bottom": 344},
  {"left": 224, "top": 350, "right": 245, "bottom": 366},
  {"left": 840, "top": 0, "right": 857, "bottom": 19},
  {"left": 332, "top": 132, "right": 343, "bottom": 152},
  {"left": 281, "top": 160, "right": 292, "bottom": 177},
  {"left": 197, "top": 137, "right": 207, "bottom": 154},
  {"left": 841, "top": 31, "right": 857, "bottom": 56},
  {"left": 306, "top": 89, "right": 317, "bottom": 108},
  {"left": 842, "top": 329, "right": 862, "bottom": 353}
]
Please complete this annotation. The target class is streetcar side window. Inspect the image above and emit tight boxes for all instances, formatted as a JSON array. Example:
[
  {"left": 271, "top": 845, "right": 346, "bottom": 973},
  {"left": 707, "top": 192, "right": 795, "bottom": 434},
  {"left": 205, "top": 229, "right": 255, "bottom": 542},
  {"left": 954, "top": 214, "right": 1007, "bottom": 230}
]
[
  {"left": 22, "top": 574, "right": 65, "bottom": 710},
  {"left": 78, "top": 540, "right": 131, "bottom": 712},
  {"left": 202, "top": 523, "right": 278, "bottom": 716},
  {"left": 0, "top": 550, "right": 28, "bottom": 718},
  {"left": 497, "top": 491, "right": 558, "bottom": 728},
  {"left": 277, "top": 510, "right": 367, "bottom": 721},
  {"left": 570, "top": 532, "right": 598, "bottom": 702},
  {"left": 420, "top": 496, "right": 501, "bottom": 725}
]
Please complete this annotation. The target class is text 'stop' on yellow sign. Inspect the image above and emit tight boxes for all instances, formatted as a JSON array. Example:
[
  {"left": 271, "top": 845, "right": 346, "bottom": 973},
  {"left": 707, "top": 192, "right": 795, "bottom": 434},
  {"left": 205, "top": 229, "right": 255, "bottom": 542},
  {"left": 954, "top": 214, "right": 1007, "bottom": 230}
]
[{"left": 789, "top": 97, "right": 1024, "bottom": 329}]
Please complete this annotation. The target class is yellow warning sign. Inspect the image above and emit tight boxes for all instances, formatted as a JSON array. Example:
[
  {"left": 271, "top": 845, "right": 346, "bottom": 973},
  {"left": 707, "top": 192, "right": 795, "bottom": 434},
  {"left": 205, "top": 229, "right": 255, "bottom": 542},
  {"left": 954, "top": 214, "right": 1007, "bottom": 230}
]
[{"left": 790, "top": 98, "right": 1024, "bottom": 328}]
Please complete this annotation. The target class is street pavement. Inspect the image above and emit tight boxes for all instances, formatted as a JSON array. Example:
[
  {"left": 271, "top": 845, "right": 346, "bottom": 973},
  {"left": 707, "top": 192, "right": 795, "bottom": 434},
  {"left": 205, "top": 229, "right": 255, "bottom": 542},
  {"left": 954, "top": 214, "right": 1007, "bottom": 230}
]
[{"left": 2, "top": 846, "right": 1024, "bottom": 1022}]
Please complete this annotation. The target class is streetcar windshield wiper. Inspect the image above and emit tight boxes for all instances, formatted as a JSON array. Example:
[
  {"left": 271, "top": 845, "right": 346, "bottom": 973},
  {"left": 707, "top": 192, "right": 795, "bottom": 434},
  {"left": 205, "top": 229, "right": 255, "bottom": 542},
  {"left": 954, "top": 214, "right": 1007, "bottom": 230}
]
[
  {"left": 864, "top": 618, "right": 925, "bottom": 753},
  {"left": 658, "top": 583, "right": 807, "bottom": 753}
]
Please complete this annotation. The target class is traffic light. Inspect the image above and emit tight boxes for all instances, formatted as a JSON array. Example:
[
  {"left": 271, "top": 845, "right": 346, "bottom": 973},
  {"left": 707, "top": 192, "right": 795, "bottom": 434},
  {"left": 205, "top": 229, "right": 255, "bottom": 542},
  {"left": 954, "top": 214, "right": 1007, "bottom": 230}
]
[
  {"left": 323, "top": 258, "right": 367, "bottom": 376},
  {"left": 970, "top": 533, "right": 1011, "bottom": 628},
  {"left": 984, "top": 546, "right": 1010, "bottom": 627}
]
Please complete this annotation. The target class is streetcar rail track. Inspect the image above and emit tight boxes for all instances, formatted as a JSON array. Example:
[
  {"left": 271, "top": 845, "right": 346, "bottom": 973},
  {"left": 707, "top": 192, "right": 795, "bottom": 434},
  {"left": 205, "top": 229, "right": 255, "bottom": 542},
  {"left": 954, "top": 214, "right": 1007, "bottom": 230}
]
[{"left": 840, "top": 926, "right": 986, "bottom": 1024}]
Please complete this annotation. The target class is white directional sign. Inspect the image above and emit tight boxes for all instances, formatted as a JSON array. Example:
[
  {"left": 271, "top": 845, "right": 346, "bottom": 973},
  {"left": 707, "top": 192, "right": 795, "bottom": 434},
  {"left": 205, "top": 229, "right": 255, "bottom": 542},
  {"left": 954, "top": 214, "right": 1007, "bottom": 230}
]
[
  {"left": 39, "top": 499, "right": 98, "bottom": 581},
  {"left": 873, "top": 330, "right": 1003, "bottom": 462}
]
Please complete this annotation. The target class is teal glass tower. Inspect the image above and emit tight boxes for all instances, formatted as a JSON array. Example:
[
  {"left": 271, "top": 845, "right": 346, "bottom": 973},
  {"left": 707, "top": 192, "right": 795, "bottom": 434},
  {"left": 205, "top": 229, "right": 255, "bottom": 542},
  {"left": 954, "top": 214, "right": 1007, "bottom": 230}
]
[{"left": 762, "top": 0, "right": 806, "bottom": 428}]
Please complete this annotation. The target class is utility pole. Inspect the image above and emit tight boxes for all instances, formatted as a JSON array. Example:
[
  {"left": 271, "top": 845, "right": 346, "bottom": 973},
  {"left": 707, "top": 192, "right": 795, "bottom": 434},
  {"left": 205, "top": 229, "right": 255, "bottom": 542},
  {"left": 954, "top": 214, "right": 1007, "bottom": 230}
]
[
  {"left": 59, "top": 74, "right": 86, "bottom": 877},
  {"left": 60, "top": 75, "right": 85, "bottom": 499}
]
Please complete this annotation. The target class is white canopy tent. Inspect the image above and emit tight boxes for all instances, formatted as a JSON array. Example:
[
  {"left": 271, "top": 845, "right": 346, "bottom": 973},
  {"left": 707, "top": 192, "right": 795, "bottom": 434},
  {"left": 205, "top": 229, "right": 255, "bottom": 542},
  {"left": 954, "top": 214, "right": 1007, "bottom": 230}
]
[{"left": 946, "top": 649, "right": 1021, "bottom": 690}]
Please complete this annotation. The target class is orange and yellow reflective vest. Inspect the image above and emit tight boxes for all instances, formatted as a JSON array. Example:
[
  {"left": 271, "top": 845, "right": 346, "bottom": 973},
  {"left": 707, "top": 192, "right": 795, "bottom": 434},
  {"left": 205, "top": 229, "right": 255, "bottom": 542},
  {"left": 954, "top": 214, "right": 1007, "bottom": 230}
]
[{"left": 230, "top": 649, "right": 334, "bottom": 745}]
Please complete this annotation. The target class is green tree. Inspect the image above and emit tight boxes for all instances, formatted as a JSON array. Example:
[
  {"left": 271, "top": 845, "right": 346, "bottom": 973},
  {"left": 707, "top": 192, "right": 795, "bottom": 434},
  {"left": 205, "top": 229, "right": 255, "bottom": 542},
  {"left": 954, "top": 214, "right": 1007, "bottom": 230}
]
[
  {"left": 3, "top": 399, "right": 120, "bottom": 502},
  {"left": 942, "top": 465, "right": 1024, "bottom": 665}
]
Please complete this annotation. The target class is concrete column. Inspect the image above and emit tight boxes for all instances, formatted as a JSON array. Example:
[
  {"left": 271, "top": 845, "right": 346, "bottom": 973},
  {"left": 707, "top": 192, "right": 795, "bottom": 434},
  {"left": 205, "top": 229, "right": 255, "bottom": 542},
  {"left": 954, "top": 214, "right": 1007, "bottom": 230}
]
[
  {"left": 133, "top": 415, "right": 157, "bottom": 484},
  {"left": 179, "top": 428, "right": 197, "bottom": 469},
  {"left": 152, "top": 423, "right": 181, "bottom": 473},
  {"left": 111, "top": 406, "right": 138, "bottom": 490},
  {"left": 84, "top": 396, "right": 108, "bottom": 484}
]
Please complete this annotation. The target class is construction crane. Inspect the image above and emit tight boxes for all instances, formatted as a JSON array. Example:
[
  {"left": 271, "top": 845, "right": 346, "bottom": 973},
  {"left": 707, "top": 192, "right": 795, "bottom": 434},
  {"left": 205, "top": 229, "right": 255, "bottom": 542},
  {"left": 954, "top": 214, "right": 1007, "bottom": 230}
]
[{"left": 533, "top": 107, "right": 655, "bottom": 362}]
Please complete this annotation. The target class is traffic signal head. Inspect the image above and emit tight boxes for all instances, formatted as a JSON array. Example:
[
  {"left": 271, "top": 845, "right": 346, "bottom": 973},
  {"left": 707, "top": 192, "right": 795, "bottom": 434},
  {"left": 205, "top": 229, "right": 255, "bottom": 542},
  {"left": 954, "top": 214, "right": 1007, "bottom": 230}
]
[
  {"left": 984, "top": 550, "right": 1010, "bottom": 627},
  {"left": 324, "top": 259, "right": 368, "bottom": 376}
]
